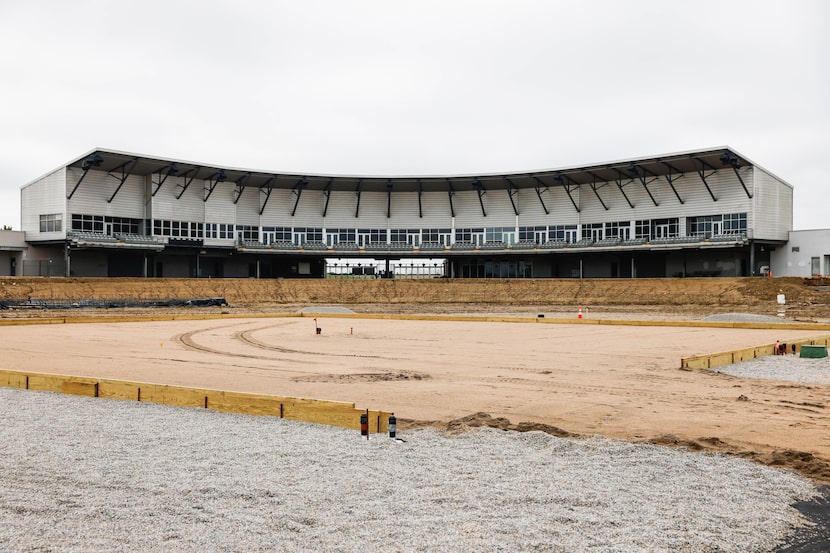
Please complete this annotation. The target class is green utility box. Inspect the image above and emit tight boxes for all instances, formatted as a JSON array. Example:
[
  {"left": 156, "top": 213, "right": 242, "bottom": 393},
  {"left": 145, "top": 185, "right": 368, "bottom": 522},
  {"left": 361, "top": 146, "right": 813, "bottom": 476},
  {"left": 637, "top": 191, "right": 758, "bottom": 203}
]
[{"left": 799, "top": 345, "right": 828, "bottom": 359}]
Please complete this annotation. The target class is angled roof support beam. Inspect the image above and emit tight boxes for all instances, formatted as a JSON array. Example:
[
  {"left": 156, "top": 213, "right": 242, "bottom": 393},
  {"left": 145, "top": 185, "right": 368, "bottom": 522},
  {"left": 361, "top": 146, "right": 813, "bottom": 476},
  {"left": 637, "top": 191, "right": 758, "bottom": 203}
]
[
  {"left": 627, "top": 164, "right": 659, "bottom": 206},
  {"left": 657, "top": 162, "right": 685, "bottom": 204},
  {"left": 611, "top": 168, "right": 635, "bottom": 208},
  {"left": 417, "top": 179, "right": 423, "bottom": 218},
  {"left": 731, "top": 165, "right": 752, "bottom": 199},
  {"left": 530, "top": 176, "right": 550, "bottom": 214},
  {"left": 554, "top": 174, "right": 580, "bottom": 213},
  {"left": 260, "top": 187, "right": 273, "bottom": 215},
  {"left": 107, "top": 157, "right": 139, "bottom": 203},
  {"left": 290, "top": 177, "right": 308, "bottom": 216},
  {"left": 503, "top": 177, "right": 519, "bottom": 215},
  {"left": 386, "top": 179, "right": 393, "bottom": 218},
  {"left": 232, "top": 172, "right": 253, "bottom": 204},
  {"left": 585, "top": 171, "right": 609, "bottom": 211},
  {"left": 68, "top": 153, "right": 104, "bottom": 199},
  {"left": 203, "top": 170, "right": 228, "bottom": 202},
  {"left": 694, "top": 158, "right": 718, "bottom": 201},
  {"left": 472, "top": 178, "right": 486, "bottom": 217},
  {"left": 446, "top": 179, "right": 455, "bottom": 217},
  {"left": 322, "top": 178, "right": 334, "bottom": 217},
  {"left": 719, "top": 150, "right": 752, "bottom": 199},
  {"left": 151, "top": 163, "right": 180, "bottom": 197},
  {"left": 175, "top": 167, "right": 201, "bottom": 200},
  {"left": 354, "top": 179, "right": 363, "bottom": 218}
]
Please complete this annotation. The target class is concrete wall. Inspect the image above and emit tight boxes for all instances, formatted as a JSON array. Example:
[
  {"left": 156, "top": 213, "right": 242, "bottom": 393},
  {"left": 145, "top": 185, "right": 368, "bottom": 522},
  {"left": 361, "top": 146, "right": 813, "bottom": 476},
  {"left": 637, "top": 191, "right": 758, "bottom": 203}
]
[{"left": 772, "top": 229, "right": 830, "bottom": 277}]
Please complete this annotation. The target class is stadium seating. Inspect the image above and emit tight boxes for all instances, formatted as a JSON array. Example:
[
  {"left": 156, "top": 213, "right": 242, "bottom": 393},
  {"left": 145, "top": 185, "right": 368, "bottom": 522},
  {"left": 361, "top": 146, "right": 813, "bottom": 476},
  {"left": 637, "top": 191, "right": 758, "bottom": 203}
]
[
  {"left": 450, "top": 241, "right": 476, "bottom": 251},
  {"left": 301, "top": 240, "right": 328, "bottom": 250},
  {"left": 333, "top": 241, "right": 359, "bottom": 251},
  {"left": 419, "top": 242, "right": 447, "bottom": 251},
  {"left": 511, "top": 240, "right": 537, "bottom": 250}
]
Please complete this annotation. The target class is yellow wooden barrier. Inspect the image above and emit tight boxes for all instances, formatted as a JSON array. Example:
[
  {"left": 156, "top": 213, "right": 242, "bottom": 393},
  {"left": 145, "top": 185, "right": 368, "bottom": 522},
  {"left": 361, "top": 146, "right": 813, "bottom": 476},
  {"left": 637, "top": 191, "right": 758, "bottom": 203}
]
[
  {"left": 0, "top": 369, "right": 391, "bottom": 433},
  {"left": 681, "top": 334, "right": 830, "bottom": 370}
]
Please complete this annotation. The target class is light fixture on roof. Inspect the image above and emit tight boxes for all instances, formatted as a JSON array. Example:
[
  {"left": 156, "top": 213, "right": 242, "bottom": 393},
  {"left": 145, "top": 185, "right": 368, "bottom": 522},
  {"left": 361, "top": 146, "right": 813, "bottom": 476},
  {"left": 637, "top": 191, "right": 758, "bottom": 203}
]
[
  {"left": 720, "top": 150, "right": 741, "bottom": 168},
  {"left": 627, "top": 163, "right": 639, "bottom": 176},
  {"left": 472, "top": 177, "right": 483, "bottom": 189},
  {"left": 216, "top": 169, "right": 227, "bottom": 182},
  {"left": 81, "top": 154, "right": 104, "bottom": 170},
  {"left": 386, "top": 179, "right": 393, "bottom": 191},
  {"left": 167, "top": 163, "right": 179, "bottom": 176},
  {"left": 554, "top": 173, "right": 564, "bottom": 182}
]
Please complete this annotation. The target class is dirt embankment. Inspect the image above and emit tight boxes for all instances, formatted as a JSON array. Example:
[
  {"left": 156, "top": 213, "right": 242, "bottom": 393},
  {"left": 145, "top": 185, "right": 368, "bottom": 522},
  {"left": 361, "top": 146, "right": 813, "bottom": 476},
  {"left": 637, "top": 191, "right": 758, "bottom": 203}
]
[{"left": 1, "top": 276, "right": 829, "bottom": 319}]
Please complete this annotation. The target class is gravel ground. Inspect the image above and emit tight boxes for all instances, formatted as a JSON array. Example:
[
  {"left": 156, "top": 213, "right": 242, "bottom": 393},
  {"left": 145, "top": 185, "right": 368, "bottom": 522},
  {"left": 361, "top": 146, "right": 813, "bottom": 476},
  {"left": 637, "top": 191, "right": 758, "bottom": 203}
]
[
  {"left": 715, "top": 353, "right": 830, "bottom": 384},
  {"left": 0, "top": 387, "right": 821, "bottom": 552}
]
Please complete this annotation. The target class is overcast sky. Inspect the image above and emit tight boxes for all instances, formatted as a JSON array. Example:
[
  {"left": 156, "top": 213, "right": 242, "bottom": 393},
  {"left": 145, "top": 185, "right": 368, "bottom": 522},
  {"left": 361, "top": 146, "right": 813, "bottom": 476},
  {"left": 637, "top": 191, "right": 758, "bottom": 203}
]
[{"left": 1, "top": 0, "right": 827, "bottom": 230}]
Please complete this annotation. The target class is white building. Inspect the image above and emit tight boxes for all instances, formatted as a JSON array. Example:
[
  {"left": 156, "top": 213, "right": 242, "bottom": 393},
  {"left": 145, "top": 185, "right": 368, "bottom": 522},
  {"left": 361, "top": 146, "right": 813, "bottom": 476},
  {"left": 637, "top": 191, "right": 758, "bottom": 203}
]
[
  {"left": 14, "top": 146, "right": 797, "bottom": 279},
  {"left": 771, "top": 229, "right": 830, "bottom": 277}
]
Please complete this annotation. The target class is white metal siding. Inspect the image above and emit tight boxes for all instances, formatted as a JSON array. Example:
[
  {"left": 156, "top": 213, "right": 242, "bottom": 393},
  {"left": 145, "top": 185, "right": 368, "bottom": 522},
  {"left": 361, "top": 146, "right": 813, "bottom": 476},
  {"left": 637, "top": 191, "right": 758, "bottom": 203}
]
[
  {"left": 151, "top": 174, "right": 205, "bottom": 222},
  {"left": 322, "top": 191, "right": 360, "bottom": 227},
  {"left": 387, "top": 191, "right": 420, "bottom": 227},
  {"left": 260, "top": 189, "right": 300, "bottom": 225},
  {"left": 752, "top": 167, "right": 793, "bottom": 241},
  {"left": 21, "top": 168, "right": 66, "bottom": 240},
  {"left": 415, "top": 191, "right": 454, "bottom": 227},
  {"left": 235, "top": 185, "right": 260, "bottom": 226},
  {"left": 66, "top": 168, "right": 146, "bottom": 221},
  {"left": 204, "top": 183, "right": 237, "bottom": 225}
]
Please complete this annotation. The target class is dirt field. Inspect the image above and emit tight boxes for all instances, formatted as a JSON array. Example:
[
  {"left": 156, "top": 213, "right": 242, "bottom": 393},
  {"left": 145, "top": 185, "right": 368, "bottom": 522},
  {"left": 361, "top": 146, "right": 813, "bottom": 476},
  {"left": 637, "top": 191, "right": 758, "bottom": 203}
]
[
  {"left": 2, "top": 276, "right": 830, "bottom": 485},
  {"left": 2, "top": 276, "right": 830, "bottom": 320}
]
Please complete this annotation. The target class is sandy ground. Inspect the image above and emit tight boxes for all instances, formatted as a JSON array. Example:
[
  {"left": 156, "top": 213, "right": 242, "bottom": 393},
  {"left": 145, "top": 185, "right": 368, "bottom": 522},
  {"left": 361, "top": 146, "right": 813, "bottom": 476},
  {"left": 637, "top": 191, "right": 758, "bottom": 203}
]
[{"left": 3, "top": 314, "right": 829, "bottom": 484}]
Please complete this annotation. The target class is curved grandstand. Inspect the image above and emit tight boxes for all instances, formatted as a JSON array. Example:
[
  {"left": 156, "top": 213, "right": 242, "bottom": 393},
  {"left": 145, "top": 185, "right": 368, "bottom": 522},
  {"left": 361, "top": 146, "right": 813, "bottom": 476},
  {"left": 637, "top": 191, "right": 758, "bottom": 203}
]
[{"left": 18, "top": 147, "right": 791, "bottom": 279}]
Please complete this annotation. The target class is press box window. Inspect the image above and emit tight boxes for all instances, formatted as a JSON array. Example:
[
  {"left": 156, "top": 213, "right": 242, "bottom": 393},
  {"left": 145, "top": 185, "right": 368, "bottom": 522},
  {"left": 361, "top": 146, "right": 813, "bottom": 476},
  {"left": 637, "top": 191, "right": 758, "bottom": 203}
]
[{"left": 39, "top": 213, "right": 62, "bottom": 232}]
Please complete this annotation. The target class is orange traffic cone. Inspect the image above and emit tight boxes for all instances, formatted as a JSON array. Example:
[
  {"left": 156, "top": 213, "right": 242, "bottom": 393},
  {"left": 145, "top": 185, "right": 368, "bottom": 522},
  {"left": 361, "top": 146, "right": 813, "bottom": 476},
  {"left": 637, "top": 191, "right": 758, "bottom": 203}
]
[{"left": 578, "top": 307, "right": 583, "bottom": 319}]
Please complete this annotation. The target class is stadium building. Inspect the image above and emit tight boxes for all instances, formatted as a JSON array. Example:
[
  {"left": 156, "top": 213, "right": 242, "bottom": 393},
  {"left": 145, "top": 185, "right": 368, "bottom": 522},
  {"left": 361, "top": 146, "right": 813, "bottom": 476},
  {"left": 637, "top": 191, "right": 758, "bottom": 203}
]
[{"left": 4, "top": 146, "right": 825, "bottom": 279}]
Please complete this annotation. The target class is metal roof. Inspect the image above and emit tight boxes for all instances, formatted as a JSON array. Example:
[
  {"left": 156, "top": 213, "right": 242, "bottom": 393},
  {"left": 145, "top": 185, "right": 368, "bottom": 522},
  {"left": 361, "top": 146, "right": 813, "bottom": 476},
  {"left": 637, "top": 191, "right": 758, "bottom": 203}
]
[{"left": 26, "top": 145, "right": 787, "bottom": 195}]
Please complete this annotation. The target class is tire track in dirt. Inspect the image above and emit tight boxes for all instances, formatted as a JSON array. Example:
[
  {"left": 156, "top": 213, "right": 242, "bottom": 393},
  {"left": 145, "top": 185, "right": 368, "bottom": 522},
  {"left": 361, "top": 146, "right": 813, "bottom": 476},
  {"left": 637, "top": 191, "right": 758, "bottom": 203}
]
[
  {"left": 237, "top": 325, "right": 396, "bottom": 360},
  {"left": 174, "top": 323, "right": 318, "bottom": 372}
]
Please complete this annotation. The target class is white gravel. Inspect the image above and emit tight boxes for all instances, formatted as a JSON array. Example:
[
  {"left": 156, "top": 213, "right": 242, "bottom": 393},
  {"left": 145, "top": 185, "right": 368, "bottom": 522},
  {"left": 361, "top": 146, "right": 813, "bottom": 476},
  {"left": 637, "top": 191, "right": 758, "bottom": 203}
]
[
  {"left": 0, "top": 387, "right": 820, "bottom": 552},
  {"left": 715, "top": 353, "right": 830, "bottom": 384}
]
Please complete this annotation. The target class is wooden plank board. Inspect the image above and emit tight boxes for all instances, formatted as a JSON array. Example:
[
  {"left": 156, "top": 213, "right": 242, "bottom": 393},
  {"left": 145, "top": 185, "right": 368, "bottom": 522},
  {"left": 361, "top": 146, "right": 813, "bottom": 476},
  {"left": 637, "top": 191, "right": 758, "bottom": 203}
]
[{"left": 60, "top": 380, "right": 98, "bottom": 397}]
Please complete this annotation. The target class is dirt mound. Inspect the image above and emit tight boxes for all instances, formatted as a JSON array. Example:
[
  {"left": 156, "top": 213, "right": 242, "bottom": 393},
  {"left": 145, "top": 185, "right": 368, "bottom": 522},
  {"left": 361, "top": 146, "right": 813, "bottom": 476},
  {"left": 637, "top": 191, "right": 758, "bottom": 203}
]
[
  {"left": 444, "top": 412, "right": 574, "bottom": 438},
  {"left": 0, "top": 276, "right": 826, "bottom": 307}
]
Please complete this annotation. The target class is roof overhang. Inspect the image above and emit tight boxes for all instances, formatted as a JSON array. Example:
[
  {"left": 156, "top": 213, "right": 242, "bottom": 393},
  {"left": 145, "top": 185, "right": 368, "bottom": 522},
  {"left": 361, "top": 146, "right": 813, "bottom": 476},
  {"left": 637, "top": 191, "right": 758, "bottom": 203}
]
[{"left": 39, "top": 146, "right": 770, "bottom": 195}]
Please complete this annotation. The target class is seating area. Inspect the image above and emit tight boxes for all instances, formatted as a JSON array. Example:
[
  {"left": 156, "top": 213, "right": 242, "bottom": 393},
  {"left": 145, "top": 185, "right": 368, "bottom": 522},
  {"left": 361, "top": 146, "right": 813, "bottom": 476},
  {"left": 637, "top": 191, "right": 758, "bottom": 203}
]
[
  {"left": 479, "top": 241, "right": 505, "bottom": 250},
  {"left": 709, "top": 233, "right": 746, "bottom": 242},
  {"left": 650, "top": 236, "right": 703, "bottom": 245},
  {"left": 569, "top": 239, "right": 595, "bottom": 248},
  {"left": 511, "top": 240, "right": 537, "bottom": 250},
  {"left": 594, "top": 237, "right": 621, "bottom": 247},
  {"left": 333, "top": 241, "right": 359, "bottom": 251},
  {"left": 419, "top": 242, "right": 447, "bottom": 251},
  {"left": 269, "top": 241, "right": 298, "bottom": 250},
  {"left": 539, "top": 240, "right": 567, "bottom": 249},
  {"left": 240, "top": 240, "right": 270, "bottom": 249},
  {"left": 116, "top": 233, "right": 164, "bottom": 245},
  {"left": 68, "top": 231, "right": 119, "bottom": 243},
  {"left": 450, "top": 241, "right": 475, "bottom": 250},
  {"left": 622, "top": 238, "right": 648, "bottom": 246},
  {"left": 365, "top": 242, "right": 389, "bottom": 251},
  {"left": 301, "top": 240, "right": 328, "bottom": 250}
]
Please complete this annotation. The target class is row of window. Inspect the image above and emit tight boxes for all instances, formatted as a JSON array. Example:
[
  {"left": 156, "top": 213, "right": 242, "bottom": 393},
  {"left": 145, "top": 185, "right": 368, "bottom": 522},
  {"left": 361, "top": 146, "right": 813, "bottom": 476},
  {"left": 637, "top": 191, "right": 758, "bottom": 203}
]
[
  {"left": 61, "top": 213, "right": 746, "bottom": 244},
  {"left": 67, "top": 214, "right": 142, "bottom": 234}
]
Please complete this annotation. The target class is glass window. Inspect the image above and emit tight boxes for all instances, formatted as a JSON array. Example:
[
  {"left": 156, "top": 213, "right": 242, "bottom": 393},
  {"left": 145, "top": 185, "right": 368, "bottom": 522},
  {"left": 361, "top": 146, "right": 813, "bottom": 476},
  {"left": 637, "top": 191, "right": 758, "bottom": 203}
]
[{"left": 39, "top": 213, "right": 62, "bottom": 232}]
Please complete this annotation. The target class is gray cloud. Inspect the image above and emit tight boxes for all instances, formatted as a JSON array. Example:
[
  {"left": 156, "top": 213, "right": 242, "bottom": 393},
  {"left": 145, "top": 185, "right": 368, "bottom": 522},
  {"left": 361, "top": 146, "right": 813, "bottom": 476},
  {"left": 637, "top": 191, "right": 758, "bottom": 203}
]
[{"left": 0, "top": 0, "right": 827, "bottom": 229}]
